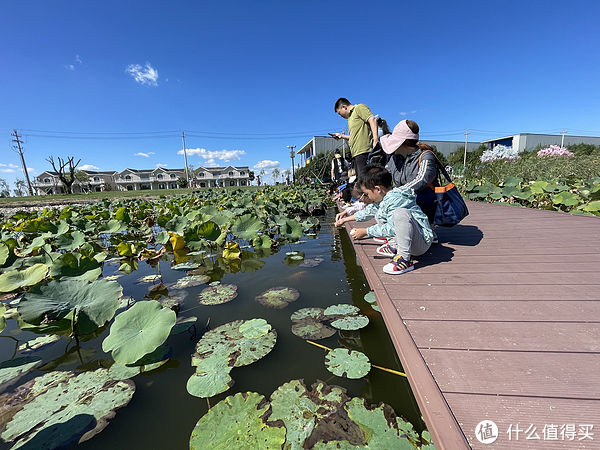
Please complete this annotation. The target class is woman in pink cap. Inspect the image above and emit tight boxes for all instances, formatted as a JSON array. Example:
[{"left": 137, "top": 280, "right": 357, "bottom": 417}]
[{"left": 380, "top": 120, "right": 439, "bottom": 244}]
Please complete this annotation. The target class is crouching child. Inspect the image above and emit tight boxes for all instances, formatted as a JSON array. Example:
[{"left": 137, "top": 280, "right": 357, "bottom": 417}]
[{"left": 348, "top": 165, "right": 434, "bottom": 274}]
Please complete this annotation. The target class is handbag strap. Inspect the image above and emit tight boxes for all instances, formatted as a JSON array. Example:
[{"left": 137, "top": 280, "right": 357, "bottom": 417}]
[{"left": 418, "top": 149, "right": 453, "bottom": 184}]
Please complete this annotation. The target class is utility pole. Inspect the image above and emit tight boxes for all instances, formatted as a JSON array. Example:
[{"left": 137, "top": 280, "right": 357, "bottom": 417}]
[
  {"left": 462, "top": 129, "right": 470, "bottom": 177},
  {"left": 286, "top": 145, "right": 296, "bottom": 183},
  {"left": 11, "top": 130, "right": 34, "bottom": 196},
  {"left": 181, "top": 131, "right": 190, "bottom": 188},
  {"left": 560, "top": 129, "right": 567, "bottom": 148}
]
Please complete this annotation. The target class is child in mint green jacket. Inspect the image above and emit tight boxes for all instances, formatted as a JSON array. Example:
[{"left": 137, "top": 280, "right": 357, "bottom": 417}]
[{"left": 348, "top": 165, "right": 433, "bottom": 274}]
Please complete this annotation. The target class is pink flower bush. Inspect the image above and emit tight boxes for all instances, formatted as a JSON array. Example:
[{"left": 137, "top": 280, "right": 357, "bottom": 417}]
[{"left": 537, "top": 145, "right": 574, "bottom": 158}]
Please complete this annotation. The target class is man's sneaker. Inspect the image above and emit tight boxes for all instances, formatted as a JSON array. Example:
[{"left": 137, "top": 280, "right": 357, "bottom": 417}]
[
  {"left": 383, "top": 255, "right": 414, "bottom": 275},
  {"left": 432, "top": 230, "right": 439, "bottom": 244},
  {"left": 373, "top": 237, "right": 388, "bottom": 244},
  {"left": 376, "top": 243, "right": 396, "bottom": 257}
]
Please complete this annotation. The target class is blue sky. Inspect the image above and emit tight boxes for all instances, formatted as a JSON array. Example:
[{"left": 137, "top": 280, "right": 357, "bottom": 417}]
[{"left": 2, "top": 0, "right": 599, "bottom": 188}]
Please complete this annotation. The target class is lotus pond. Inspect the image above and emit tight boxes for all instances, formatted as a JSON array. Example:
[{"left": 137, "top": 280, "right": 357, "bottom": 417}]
[{"left": 0, "top": 186, "right": 432, "bottom": 449}]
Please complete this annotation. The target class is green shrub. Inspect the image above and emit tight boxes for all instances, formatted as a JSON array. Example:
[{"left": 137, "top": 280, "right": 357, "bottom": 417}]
[{"left": 567, "top": 143, "right": 600, "bottom": 156}]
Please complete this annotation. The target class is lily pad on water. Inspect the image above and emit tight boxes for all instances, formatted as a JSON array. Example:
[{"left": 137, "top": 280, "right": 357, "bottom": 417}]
[
  {"left": 171, "top": 316, "right": 198, "bottom": 335},
  {"left": 269, "top": 379, "right": 347, "bottom": 450},
  {"left": 290, "top": 308, "right": 336, "bottom": 340},
  {"left": 138, "top": 274, "right": 161, "bottom": 283},
  {"left": 108, "top": 344, "right": 172, "bottom": 380},
  {"left": 187, "top": 319, "right": 277, "bottom": 398},
  {"left": 0, "top": 356, "right": 42, "bottom": 393},
  {"left": 17, "top": 334, "right": 61, "bottom": 354},
  {"left": 0, "top": 263, "right": 48, "bottom": 293},
  {"left": 171, "top": 275, "right": 210, "bottom": 289},
  {"left": 255, "top": 286, "right": 300, "bottom": 309},
  {"left": 0, "top": 303, "right": 5, "bottom": 333},
  {"left": 189, "top": 392, "right": 286, "bottom": 449},
  {"left": 364, "top": 291, "right": 381, "bottom": 312},
  {"left": 0, "top": 368, "right": 135, "bottom": 448},
  {"left": 325, "top": 348, "right": 371, "bottom": 379},
  {"left": 324, "top": 303, "right": 369, "bottom": 331},
  {"left": 198, "top": 284, "right": 238, "bottom": 305},
  {"left": 299, "top": 257, "right": 324, "bottom": 268},
  {"left": 17, "top": 279, "right": 123, "bottom": 335},
  {"left": 102, "top": 300, "right": 176, "bottom": 365},
  {"left": 170, "top": 261, "right": 201, "bottom": 271}
]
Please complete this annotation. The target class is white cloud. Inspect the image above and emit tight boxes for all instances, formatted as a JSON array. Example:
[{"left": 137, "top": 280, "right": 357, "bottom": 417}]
[
  {"left": 254, "top": 160, "right": 280, "bottom": 170},
  {"left": 27, "top": 167, "right": 37, "bottom": 174},
  {"left": 400, "top": 110, "right": 417, "bottom": 116},
  {"left": 135, "top": 152, "right": 155, "bottom": 157},
  {"left": 0, "top": 163, "right": 18, "bottom": 173},
  {"left": 126, "top": 62, "right": 159, "bottom": 86},
  {"left": 156, "top": 163, "right": 168, "bottom": 168},
  {"left": 80, "top": 164, "right": 100, "bottom": 171},
  {"left": 179, "top": 148, "right": 246, "bottom": 164},
  {"left": 75, "top": 54, "right": 82, "bottom": 64},
  {"left": 65, "top": 64, "right": 75, "bottom": 71}
]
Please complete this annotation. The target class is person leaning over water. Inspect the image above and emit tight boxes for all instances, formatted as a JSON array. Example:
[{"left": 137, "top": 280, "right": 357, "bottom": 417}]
[
  {"left": 381, "top": 119, "right": 439, "bottom": 243},
  {"left": 347, "top": 165, "right": 434, "bottom": 275},
  {"left": 331, "top": 98, "right": 379, "bottom": 180}
]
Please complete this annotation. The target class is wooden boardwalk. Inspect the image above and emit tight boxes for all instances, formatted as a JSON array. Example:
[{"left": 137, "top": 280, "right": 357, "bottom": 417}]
[{"left": 342, "top": 201, "right": 600, "bottom": 449}]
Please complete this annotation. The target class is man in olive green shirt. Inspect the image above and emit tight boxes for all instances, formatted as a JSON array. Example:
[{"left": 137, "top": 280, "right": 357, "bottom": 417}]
[{"left": 332, "top": 98, "right": 379, "bottom": 179}]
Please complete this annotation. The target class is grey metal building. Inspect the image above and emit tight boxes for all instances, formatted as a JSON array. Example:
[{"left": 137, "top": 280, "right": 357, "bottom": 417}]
[{"left": 482, "top": 133, "right": 600, "bottom": 152}]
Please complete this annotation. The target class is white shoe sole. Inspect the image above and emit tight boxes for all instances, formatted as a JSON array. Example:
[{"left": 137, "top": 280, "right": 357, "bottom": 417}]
[{"left": 383, "top": 263, "right": 414, "bottom": 275}]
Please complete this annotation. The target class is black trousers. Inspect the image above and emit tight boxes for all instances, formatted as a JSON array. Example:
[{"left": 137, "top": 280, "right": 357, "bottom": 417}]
[{"left": 352, "top": 153, "right": 369, "bottom": 181}]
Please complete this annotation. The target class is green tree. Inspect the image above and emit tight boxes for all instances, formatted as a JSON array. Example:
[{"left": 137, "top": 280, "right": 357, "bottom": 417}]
[
  {"left": 13, "top": 179, "right": 26, "bottom": 197},
  {"left": 0, "top": 178, "right": 10, "bottom": 197},
  {"left": 272, "top": 168, "right": 280, "bottom": 184}
]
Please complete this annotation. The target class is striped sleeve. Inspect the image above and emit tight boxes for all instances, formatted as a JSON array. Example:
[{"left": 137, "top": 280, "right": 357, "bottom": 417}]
[{"left": 403, "top": 152, "right": 437, "bottom": 193}]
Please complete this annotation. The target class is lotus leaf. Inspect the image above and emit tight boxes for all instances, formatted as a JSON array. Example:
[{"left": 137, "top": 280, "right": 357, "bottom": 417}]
[
  {"left": 0, "top": 303, "right": 5, "bottom": 332},
  {"left": 55, "top": 230, "right": 86, "bottom": 251},
  {"left": 138, "top": 274, "right": 161, "bottom": 283},
  {"left": 194, "top": 318, "right": 277, "bottom": 368},
  {"left": 171, "top": 316, "right": 197, "bottom": 335},
  {"left": 286, "top": 251, "right": 299, "bottom": 256},
  {"left": 155, "top": 231, "right": 170, "bottom": 244},
  {"left": 196, "top": 221, "right": 221, "bottom": 241},
  {"left": 18, "top": 334, "right": 61, "bottom": 353},
  {"left": 170, "top": 261, "right": 201, "bottom": 270},
  {"left": 290, "top": 255, "right": 304, "bottom": 261},
  {"left": 0, "top": 264, "right": 48, "bottom": 293},
  {"left": 109, "top": 344, "right": 171, "bottom": 380},
  {"left": 50, "top": 252, "right": 102, "bottom": 281},
  {"left": 290, "top": 308, "right": 336, "bottom": 340},
  {"left": 252, "top": 235, "right": 272, "bottom": 249},
  {"left": 282, "top": 219, "right": 303, "bottom": 241},
  {"left": 103, "top": 274, "right": 123, "bottom": 281},
  {"left": 187, "top": 350, "right": 236, "bottom": 398},
  {"left": 300, "top": 257, "right": 324, "bottom": 268},
  {"left": 171, "top": 275, "right": 210, "bottom": 289},
  {"left": 0, "top": 356, "right": 42, "bottom": 393},
  {"left": 255, "top": 286, "right": 300, "bottom": 309},
  {"left": 198, "top": 284, "right": 238, "bottom": 305},
  {"left": 583, "top": 200, "right": 600, "bottom": 212},
  {"left": 0, "top": 243, "right": 8, "bottom": 266},
  {"left": 325, "top": 348, "right": 371, "bottom": 379},
  {"left": 222, "top": 241, "right": 241, "bottom": 259},
  {"left": 115, "top": 206, "right": 131, "bottom": 223},
  {"left": 189, "top": 392, "right": 285, "bottom": 449},
  {"left": 363, "top": 291, "right": 380, "bottom": 312},
  {"left": 269, "top": 380, "right": 347, "bottom": 450},
  {"left": 239, "top": 318, "right": 271, "bottom": 338},
  {"left": 0, "top": 368, "right": 135, "bottom": 448},
  {"left": 338, "top": 397, "right": 418, "bottom": 449},
  {"left": 169, "top": 233, "right": 185, "bottom": 251},
  {"left": 145, "top": 282, "right": 169, "bottom": 300},
  {"left": 324, "top": 304, "right": 361, "bottom": 316},
  {"left": 18, "top": 279, "right": 122, "bottom": 335},
  {"left": 117, "top": 242, "right": 137, "bottom": 256},
  {"left": 330, "top": 315, "right": 370, "bottom": 331},
  {"left": 231, "top": 214, "right": 264, "bottom": 241},
  {"left": 102, "top": 300, "right": 176, "bottom": 365}
]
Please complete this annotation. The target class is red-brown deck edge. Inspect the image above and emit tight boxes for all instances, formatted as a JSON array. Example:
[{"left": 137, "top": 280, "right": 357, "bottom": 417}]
[{"left": 342, "top": 218, "right": 470, "bottom": 450}]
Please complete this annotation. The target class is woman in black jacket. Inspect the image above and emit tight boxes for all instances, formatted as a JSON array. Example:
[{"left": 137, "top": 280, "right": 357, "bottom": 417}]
[{"left": 381, "top": 120, "right": 439, "bottom": 242}]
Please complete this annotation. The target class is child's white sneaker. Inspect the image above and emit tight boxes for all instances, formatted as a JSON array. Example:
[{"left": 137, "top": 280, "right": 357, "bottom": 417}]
[
  {"left": 376, "top": 243, "right": 396, "bottom": 257},
  {"left": 383, "top": 255, "right": 414, "bottom": 275}
]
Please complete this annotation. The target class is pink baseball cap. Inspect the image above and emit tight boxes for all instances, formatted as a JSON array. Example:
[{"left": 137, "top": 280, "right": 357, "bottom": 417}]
[{"left": 380, "top": 120, "right": 419, "bottom": 155}]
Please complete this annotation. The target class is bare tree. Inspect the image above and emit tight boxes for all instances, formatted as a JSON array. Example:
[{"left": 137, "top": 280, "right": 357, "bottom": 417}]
[
  {"left": 272, "top": 168, "right": 281, "bottom": 184},
  {"left": 0, "top": 178, "right": 10, "bottom": 197},
  {"left": 46, "top": 156, "right": 81, "bottom": 194},
  {"left": 13, "top": 179, "right": 26, "bottom": 197}
]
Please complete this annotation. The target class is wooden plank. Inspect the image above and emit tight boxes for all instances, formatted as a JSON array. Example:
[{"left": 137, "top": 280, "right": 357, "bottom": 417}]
[
  {"left": 445, "top": 393, "right": 600, "bottom": 449},
  {"left": 386, "top": 284, "right": 599, "bottom": 301},
  {"left": 421, "top": 349, "right": 600, "bottom": 399},
  {"left": 383, "top": 272, "right": 599, "bottom": 286},
  {"left": 393, "top": 300, "right": 600, "bottom": 322},
  {"left": 405, "top": 321, "right": 600, "bottom": 352},
  {"left": 399, "top": 262, "right": 597, "bottom": 274}
]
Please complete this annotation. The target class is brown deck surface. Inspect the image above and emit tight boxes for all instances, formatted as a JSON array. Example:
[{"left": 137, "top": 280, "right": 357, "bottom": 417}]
[{"left": 342, "top": 200, "right": 600, "bottom": 449}]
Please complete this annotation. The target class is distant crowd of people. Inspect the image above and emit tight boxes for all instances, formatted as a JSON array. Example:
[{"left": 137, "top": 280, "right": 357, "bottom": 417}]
[{"left": 331, "top": 97, "right": 441, "bottom": 276}]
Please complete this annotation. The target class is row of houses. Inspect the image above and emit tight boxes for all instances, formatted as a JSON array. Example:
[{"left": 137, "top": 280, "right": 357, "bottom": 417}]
[{"left": 33, "top": 166, "right": 252, "bottom": 195}]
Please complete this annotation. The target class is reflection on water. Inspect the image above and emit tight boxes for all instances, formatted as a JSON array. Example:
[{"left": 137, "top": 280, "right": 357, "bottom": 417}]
[{"left": 0, "top": 210, "right": 425, "bottom": 450}]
